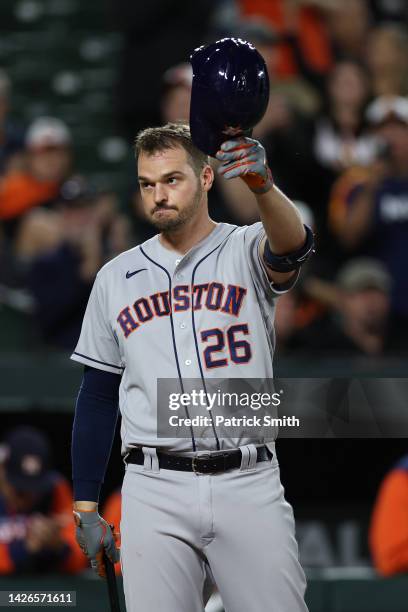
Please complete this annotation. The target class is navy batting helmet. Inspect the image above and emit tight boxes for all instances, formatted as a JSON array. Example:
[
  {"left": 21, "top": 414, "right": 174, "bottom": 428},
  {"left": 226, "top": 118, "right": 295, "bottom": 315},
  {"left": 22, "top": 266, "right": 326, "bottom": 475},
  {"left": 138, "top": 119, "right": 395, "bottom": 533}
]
[{"left": 189, "top": 38, "right": 269, "bottom": 157}]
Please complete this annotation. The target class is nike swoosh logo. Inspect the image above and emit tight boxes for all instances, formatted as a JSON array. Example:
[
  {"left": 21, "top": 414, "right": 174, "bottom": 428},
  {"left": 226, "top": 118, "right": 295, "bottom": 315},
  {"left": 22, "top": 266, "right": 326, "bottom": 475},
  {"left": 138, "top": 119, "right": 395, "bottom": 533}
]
[{"left": 126, "top": 268, "right": 147, "bottom": 279}]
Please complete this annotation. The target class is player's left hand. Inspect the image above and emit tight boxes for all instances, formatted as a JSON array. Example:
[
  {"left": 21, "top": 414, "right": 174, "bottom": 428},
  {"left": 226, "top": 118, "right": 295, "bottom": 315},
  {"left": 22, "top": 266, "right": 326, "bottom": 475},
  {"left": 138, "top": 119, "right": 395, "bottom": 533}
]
[{"left": 216, "top": 137, "right": 273, "bottom": 194}]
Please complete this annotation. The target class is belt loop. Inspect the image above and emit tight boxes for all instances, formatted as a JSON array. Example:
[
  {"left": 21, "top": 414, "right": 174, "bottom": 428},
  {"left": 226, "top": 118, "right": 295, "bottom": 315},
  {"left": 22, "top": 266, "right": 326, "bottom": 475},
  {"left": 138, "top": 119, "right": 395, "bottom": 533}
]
[
  {"left": 239, "top": 444, "right": 258, "bottom": 472},
  {"left": 239, "top": 445, "right": 250, "bottom": 471},
  {"left": 248, "top": 444, "right": 258, "bottom": 470},
  {"left": 239, "top": 444, "right": 258, "bottom": 471},
  {"left": 142, "top": 447, "right": 159, "bottom": 473},
  {"left": 265, "top": 441, "right": 277, "bottom": 466}
]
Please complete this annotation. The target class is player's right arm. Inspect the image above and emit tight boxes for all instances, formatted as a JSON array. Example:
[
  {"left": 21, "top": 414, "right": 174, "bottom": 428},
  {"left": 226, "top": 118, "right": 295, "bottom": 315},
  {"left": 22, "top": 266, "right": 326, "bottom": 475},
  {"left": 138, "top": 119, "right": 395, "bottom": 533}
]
[
  {"left": 71, "top": 365, "right": 121, "bottom": 577},
  {"left": 217, "top": 137, "right": 313, "bottom": 289},
  {"left": 70, "top": 271, "right": 124, "bottom": 576}
]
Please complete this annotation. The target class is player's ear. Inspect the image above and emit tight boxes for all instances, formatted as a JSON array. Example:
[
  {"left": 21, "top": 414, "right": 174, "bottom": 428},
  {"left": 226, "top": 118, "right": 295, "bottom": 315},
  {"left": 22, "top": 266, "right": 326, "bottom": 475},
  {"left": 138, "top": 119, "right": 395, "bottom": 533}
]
[{"left": 201, "top": 164, "right": 214, "bottom": 192}]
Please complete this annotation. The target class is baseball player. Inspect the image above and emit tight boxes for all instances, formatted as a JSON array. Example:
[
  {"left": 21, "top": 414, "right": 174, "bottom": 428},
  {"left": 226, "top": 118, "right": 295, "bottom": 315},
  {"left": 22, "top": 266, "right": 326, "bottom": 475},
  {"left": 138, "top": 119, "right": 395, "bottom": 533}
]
[{"left": 72, "top": 40, "right": 313, "bottom": 612}]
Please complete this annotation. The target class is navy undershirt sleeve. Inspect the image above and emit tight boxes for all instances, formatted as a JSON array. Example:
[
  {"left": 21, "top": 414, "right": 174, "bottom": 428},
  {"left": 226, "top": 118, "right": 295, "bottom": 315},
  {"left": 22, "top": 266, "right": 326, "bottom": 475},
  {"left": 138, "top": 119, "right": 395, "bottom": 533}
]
[{"left": 72, "top": 366, "right": 121, "bottom": 502}]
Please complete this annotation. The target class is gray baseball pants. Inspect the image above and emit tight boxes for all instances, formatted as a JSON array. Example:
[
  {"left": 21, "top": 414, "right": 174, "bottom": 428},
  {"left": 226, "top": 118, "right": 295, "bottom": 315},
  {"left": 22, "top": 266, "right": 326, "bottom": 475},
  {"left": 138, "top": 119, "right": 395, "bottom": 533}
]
[{"left": 120, "top": 444, "right": 308, "bottom": 612}]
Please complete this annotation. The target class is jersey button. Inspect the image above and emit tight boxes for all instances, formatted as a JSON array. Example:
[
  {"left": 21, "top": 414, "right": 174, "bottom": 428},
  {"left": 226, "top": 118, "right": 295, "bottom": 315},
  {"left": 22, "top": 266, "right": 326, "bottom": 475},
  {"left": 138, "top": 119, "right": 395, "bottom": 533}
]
[
  {"left": 180, "top": 323, "right": 186, "bottom": 329},
  {"left": 185, "top": 359, "right": 191, "bottom": 366},
  {"left": 175, "top": 259, "right": 181, "bottom": 266}
]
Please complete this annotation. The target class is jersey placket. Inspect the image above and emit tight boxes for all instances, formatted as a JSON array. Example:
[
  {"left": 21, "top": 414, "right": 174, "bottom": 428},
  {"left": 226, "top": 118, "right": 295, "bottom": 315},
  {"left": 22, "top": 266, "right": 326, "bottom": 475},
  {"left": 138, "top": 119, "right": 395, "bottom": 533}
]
[{"left": 171, "top": 254, "right": 199, "bottom": 379}]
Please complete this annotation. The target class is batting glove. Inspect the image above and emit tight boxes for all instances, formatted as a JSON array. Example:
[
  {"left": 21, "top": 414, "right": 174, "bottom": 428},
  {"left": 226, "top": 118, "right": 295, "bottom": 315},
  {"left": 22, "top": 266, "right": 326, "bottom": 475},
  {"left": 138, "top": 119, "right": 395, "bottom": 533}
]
[
  {"left": 216, "top": 137, "right": 273, "bottom": 194},
  {"left": 73, "top": 510, "right": 119, "bottom": 578}
]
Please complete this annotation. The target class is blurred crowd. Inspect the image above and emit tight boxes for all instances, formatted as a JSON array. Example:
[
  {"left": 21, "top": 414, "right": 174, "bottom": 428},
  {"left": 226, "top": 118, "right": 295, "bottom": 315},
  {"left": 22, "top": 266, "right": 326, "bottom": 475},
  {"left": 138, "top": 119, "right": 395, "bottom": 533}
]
[
  {"left": 0, "top": 0, "right": 407, "bottom": 359},
  {"left": 0, "top": 425, "right": 123, "bottom": 577},
  {"left": 0, "top": 426, "right": 86, "bottom": 574},
  {"left": 0, "top": 0, "right": 407, "bottom": 582}
]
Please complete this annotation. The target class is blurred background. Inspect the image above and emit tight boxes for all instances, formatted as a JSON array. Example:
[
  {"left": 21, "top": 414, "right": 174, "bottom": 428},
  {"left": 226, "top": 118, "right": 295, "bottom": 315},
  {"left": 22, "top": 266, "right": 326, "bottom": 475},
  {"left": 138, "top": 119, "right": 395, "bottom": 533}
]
[{"left": 0, "top": 0, "right": 407, "bottom": 610}]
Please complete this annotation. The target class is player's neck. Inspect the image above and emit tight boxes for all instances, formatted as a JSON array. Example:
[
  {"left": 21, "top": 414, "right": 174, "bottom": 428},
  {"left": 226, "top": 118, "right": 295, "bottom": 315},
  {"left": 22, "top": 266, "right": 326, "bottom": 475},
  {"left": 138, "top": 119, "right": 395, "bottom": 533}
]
[{"left": 159, "top": 215, "right": 217, "bottom": 255}]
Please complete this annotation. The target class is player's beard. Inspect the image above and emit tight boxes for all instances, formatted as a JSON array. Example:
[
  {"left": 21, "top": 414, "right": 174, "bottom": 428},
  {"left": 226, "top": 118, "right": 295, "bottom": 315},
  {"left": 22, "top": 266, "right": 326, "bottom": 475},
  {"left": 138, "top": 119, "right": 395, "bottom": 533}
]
[{"left": 150, "top": 181, "right": 203, "bottom": 232}]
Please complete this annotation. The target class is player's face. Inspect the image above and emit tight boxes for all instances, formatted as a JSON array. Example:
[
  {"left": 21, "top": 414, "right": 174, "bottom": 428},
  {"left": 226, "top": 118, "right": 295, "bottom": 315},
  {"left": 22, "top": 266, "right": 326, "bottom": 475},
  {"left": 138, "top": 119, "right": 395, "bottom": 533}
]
[{"left": 137, "top": 146, "right": 209, "bottom": 232}]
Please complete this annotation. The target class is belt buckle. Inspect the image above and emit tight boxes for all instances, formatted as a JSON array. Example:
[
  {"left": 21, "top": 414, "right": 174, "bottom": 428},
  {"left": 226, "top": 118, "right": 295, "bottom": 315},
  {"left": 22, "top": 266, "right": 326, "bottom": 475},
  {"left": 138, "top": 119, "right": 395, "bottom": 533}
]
[{"left": 192, "top": 453, "right": 213, "bottom": 474}]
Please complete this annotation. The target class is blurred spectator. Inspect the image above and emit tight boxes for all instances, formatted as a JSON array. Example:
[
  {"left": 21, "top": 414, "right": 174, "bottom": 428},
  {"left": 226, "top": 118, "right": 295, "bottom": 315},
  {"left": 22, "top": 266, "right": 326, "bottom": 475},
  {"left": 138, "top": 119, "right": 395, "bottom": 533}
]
[
  {"left": 0, "top": 427, "right": 86, "bottom": 574},
  {"left": 329, "top": 96, "right": 408, "bottom": 318},
  {"left": 237, "top": 0, "right": 333, "bottom": 80},
  {"left": 292, "top": 258, "right": 408, "bottom": 356},
  {"left": 313, "top": 60, "right": 375, "bottom": 174},
  {"left": 0, "top": 118, "right": 73, "bottom": 299},
  {"left": 334, "top": 258, "right": 393, "bottom": 355},
  {"left": 219, "top": 21, "right": 376, "bottom": 237},
  {"left": 112, "top": 0, "right": 216, "bottom": 138},
  {"left": 217, "top": 57, "right": 374, "bottom": 237},
  {"left": 0, "top": 117, "right": 72, "bottom": 229},
  {"left": 0, "top": 69, "right": 24, "bottom": 175},
  {"left": 307, "top": 59, "right": 377, "bottom": 249},
  {"left": 26, "top": 176, "right": 130, "bottom": 349},
  {"left": 161, "top": 63, "right": 192, "bottom": 124},
  {"left": 369, "top": 454, "right": 408, "bottom": 576},
  {"left": 324, "top": 0, "right": 372, "bottom": 62},
  {"left": 366, "top": 25, "right": 408, "bottom": 97}
]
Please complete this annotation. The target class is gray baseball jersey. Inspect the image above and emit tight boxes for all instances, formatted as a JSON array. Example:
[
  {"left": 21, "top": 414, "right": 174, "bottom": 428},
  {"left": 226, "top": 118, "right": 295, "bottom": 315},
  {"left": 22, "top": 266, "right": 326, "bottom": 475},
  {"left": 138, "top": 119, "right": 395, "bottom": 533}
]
[{"left": 71, "top": 222, "right": 297, "bottom": 453}]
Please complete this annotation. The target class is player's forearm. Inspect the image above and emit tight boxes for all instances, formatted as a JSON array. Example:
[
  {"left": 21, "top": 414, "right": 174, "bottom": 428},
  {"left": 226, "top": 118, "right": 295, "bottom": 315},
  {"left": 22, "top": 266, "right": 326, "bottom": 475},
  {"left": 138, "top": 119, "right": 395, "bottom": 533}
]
[
  {"left": 255, "top": 185, "right": 306, "bottom": 254},
  {"left": 216, "top": 137, "right": 306, "bottom": 252},
  {"left": 72, "top": 367, "right": 121, "bottom": 504}
]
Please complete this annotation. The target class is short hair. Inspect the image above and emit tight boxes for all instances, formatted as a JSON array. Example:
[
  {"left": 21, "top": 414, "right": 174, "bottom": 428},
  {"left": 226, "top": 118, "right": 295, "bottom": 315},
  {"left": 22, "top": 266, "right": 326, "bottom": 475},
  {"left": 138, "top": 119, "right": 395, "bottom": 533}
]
[{"left": 135, "top": 123, "right": 209, "bottom": 176}]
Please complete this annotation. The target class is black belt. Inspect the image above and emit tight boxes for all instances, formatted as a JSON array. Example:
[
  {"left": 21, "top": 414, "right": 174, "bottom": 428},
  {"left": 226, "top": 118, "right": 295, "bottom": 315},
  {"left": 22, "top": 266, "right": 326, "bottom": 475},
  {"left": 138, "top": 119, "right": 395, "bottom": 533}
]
[{"left": 125, "top": 446, "right": 273, "bottom": 474}]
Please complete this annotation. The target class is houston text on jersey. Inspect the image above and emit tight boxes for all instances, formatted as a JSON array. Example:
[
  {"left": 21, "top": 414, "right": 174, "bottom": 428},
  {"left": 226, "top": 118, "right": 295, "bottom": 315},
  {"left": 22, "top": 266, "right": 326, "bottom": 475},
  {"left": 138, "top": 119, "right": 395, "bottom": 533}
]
[{"left": 116, "top": 282, "right": 247, "bottom": 338}]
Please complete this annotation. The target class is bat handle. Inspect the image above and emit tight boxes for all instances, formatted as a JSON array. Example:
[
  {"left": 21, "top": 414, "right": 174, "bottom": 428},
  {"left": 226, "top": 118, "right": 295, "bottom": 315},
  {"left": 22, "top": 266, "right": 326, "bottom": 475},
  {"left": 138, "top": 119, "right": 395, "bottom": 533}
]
[{"left": 103, "top": 549, "right": 121, "bottom": 612}]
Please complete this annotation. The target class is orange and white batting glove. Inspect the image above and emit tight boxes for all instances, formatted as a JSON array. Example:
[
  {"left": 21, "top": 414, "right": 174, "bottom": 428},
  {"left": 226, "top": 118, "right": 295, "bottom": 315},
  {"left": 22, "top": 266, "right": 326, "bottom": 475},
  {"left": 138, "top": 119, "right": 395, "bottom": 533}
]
[{"left": 216, "top": 137, "right": 273, "bottom": 194}]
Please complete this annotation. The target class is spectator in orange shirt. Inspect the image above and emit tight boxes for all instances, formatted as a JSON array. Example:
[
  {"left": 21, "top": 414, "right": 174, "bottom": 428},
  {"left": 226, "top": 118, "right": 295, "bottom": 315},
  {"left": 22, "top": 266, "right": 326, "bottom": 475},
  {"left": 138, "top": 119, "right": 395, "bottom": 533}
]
[
  {"left": 0, "top": 426, "right": 87, "bottom": 575},
  {"left": 0, "top": 117, "right": 72, "bottom": 225},
  {"left": 369, "top": 455, "right": 408, "bottom": 576},
  {"left": 238, "top": 0, "right": 333, "bottom": 80}
]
